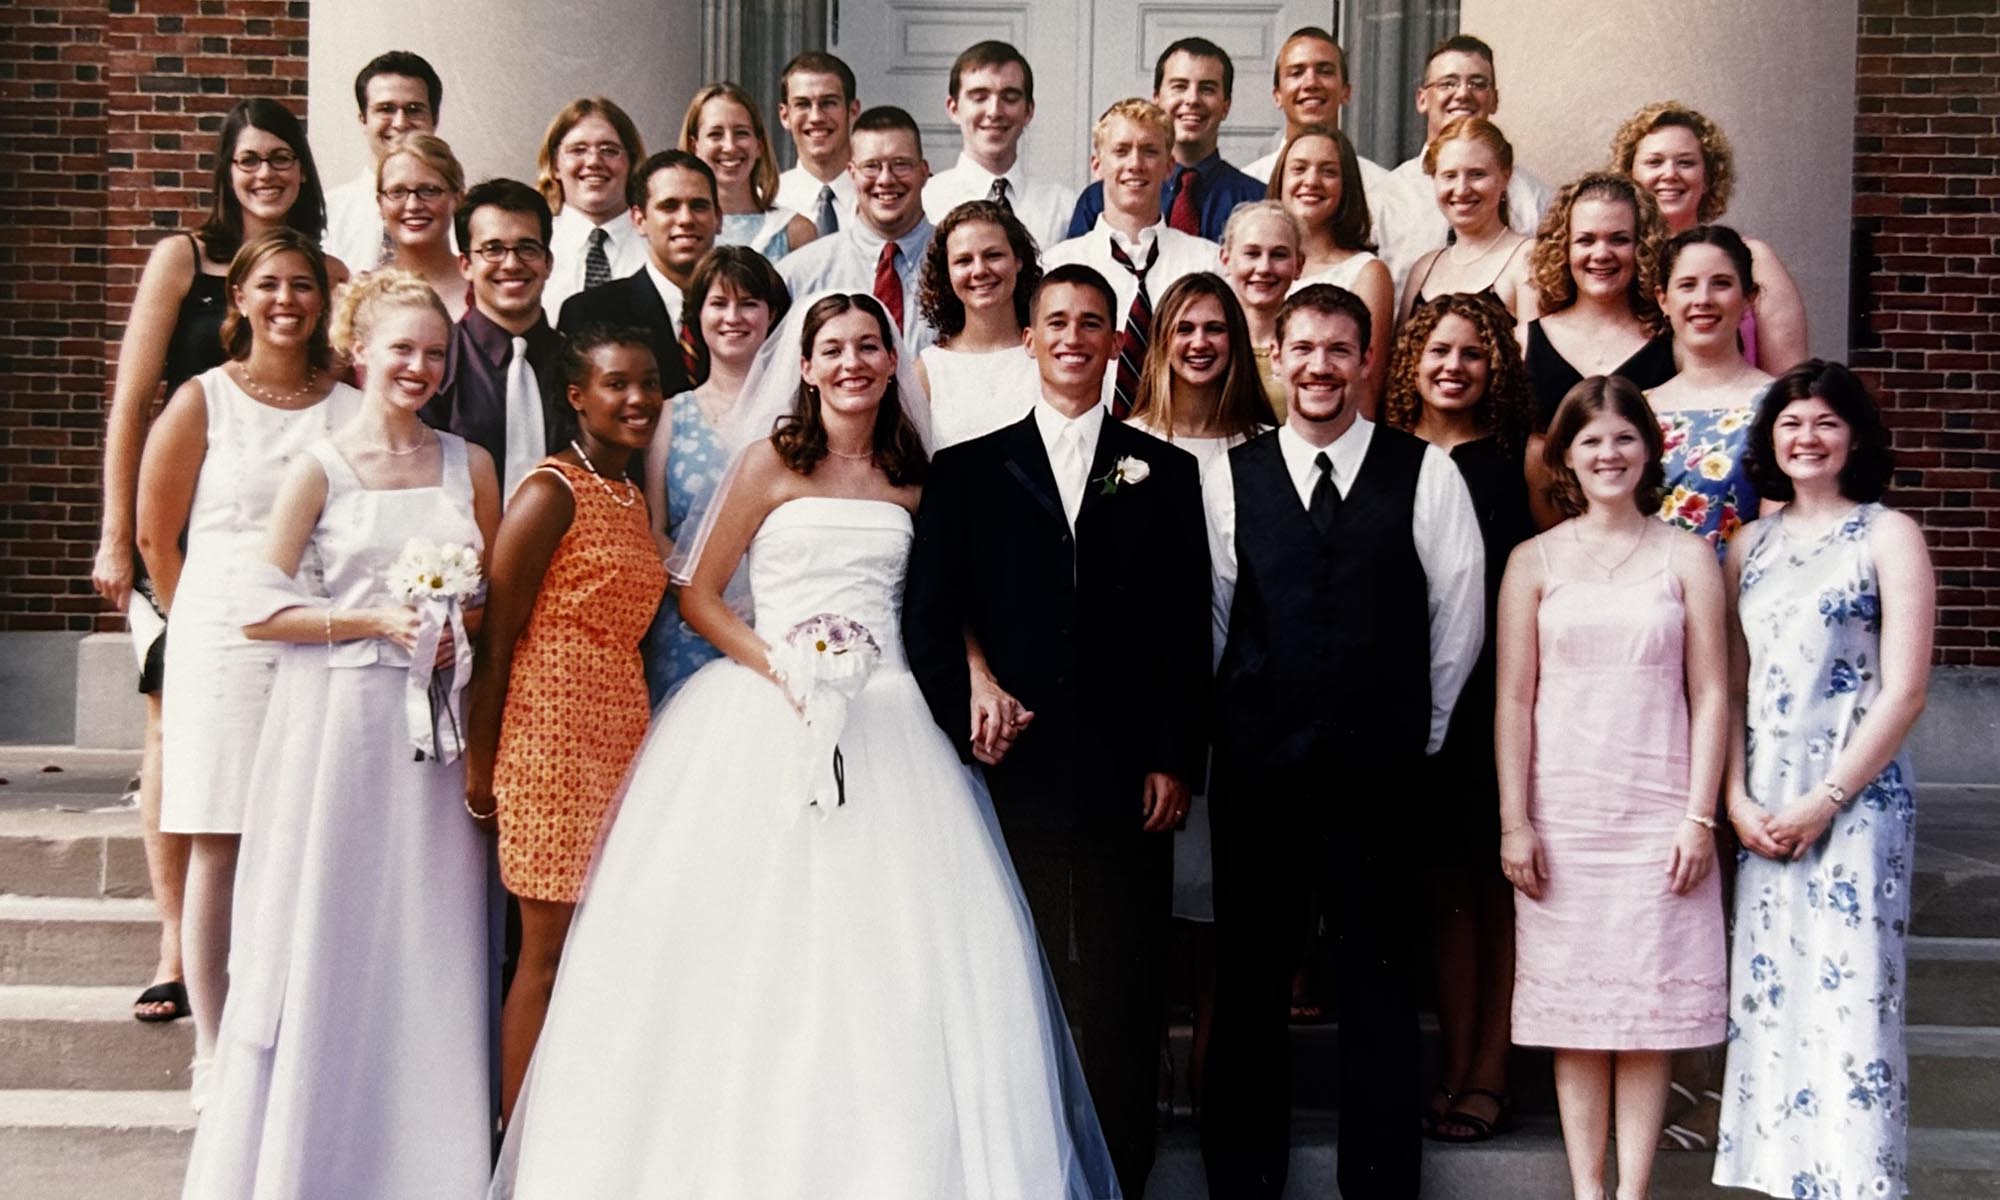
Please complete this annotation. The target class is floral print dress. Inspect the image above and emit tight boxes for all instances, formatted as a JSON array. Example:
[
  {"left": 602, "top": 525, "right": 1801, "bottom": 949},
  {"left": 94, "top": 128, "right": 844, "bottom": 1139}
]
[
  {"left": 643, "top": 390, "right": 729, "bottom": 701},
  {"left": 1714, "top": 504, "right": 1915, "bottom": 1199},
  {"left": 1654, "top": 397, "right": 1762, "bottom": 556}
]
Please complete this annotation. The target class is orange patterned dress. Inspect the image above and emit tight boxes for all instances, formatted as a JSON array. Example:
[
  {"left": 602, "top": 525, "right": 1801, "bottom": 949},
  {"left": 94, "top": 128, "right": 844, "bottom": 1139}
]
[{"left": 494, "top": 458, "right": 668, "bottom": 902}]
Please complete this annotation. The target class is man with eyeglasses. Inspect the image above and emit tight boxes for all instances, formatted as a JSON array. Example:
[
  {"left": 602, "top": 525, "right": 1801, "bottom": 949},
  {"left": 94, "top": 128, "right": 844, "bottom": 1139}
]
[
  {"left": 778, "top": 106, "right": 939, "bottom": 351},
  {"left": 920, "top": 40, "right": 1075, "bottom": 251},
  {"left": 1376, "top": 34, "right": 1552, "bottom": 294},
  {"left": 424, "top": 178, "right": 568, "bottom": 505},
  {"left": 774, "top": 52, "right": 861, "bottom": 236},
  {"left": 322, "top": 50, "right": 443, "bottom": 271}
]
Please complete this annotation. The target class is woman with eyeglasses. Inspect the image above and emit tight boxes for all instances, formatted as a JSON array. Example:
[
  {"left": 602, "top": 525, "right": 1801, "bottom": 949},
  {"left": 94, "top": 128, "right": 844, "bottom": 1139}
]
[
  {"left": 376, "top": 132, "right": 467, "bottom": 319},
  {"left": 94, "top": 97, "right": 339, "bottom": 1029},
  {"left": 681, "top": 83, "right": 818, "bottom": 263}
]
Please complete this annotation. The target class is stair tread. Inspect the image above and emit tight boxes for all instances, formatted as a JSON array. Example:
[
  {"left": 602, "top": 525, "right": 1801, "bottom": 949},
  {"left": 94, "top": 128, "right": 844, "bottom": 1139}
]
[
  {"left": 0, "top": 984, "right": 180, "bottom": 1021},
  {"left": 0, "top": 894, "right": 159, "bottom": 921},
  {"left": 0, "top": 1088, "right": 193, "bottom": 1130}
]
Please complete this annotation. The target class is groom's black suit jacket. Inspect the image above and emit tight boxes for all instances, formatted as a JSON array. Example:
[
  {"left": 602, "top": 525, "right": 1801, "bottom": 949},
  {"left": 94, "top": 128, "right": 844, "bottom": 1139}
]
[{"left": 905, "top": 412, "right": 1211, "bottom": 836}]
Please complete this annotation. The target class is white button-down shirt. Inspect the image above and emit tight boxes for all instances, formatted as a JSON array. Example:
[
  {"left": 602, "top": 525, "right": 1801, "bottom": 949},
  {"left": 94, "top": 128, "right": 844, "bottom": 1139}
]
[
  {"left": 922, "top": 152, "right": 1076, "bottom": 253},
  {"left": 544, "top": 205, "right": 648, "bottom": 318},
  {"left": 1041, "top": 217, "right": 1220, "bottom": 407},
  {"left": 1201, "top": 419, "right": 1486, "bottom": 753},
  {"left": 322, "top": 170, "right": 387, "bottom": 271},
  {"left": 1031, "top": 391, "right": 1107, "bottom": 528},
  {"left": 1377, "top": 154, "right": 1553, "bottom": 297},
  {"left": 777, "top": 216, "right": 938, "bottom": 352},
  {"left": 644, "top": 260, "right": 685, "bottom": 334},
  {"left": 776, "top": 164, "right": 857, "bottom": 229}
]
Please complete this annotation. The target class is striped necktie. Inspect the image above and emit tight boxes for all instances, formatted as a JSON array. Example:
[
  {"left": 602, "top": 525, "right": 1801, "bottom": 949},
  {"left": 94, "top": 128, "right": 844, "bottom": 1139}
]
[
  {"left": 584, "top": 227, "right": 612, "bottom": 290},
  {"left": 1108, "top": 235, "right": 1159, "bottom": 420},
  {"left": 677, "top": 321, "right": 701, "bottom": 381}
]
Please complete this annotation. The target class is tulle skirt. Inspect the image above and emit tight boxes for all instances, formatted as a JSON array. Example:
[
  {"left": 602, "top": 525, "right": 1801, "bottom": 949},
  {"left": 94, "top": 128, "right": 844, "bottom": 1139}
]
[{"left": 492, "top": 659, "right": 1120, "bottom": 1199}]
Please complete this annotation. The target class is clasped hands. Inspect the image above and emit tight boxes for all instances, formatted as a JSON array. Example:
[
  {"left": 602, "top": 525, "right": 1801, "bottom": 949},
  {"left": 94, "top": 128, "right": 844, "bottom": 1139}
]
[{"left": 1731, "top": 789, "right": 1836, "bottom": 862}]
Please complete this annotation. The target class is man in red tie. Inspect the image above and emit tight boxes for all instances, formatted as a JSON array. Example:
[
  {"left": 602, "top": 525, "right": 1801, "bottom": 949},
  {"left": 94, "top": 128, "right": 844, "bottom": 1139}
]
[{"left": 777, "top": 106, "right": 939, "bottom": 351}]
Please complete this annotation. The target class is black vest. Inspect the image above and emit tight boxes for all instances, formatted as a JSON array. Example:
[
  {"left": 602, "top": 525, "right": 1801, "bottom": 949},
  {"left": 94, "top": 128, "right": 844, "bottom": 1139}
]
[{"left": 1215, "top": 427, "right": 1434, "bottom": 772}]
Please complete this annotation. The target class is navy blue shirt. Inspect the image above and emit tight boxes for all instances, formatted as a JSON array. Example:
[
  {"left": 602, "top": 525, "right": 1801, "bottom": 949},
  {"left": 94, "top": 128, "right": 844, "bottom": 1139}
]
[{"left": 1065, "top": 150, "right": 1267, "bottom": 242}]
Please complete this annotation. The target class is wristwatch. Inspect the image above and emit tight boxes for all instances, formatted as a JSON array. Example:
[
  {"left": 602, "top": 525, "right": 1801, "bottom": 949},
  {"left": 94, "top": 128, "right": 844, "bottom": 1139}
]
[{"left": 1822, "top": 780, "right": 1849, "bottom": 809}]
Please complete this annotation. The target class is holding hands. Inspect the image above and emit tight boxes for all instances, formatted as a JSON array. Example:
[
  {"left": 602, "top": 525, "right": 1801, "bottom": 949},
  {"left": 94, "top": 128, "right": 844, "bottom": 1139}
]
[{"left": 968, "top": 664, "right": 1034, "bottom": 765}]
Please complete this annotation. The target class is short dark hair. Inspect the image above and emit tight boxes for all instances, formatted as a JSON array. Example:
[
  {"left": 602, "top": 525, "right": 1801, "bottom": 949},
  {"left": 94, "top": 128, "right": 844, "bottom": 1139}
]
[
  {"left": 1661, "top": 224, "right": 1758, "bottom": 299},
  {"left": 560, "top": 323, "right": 659, "bottom": 388},
  {"left": 681, "top": 245, "right": 792, "bottom": 382},
  {"left": 1542, "top": 375, "right": 1666, "bottom": 517},
  {"left": 455, "top": 177, "right": 554, "bottom": 252},
  {"left": 781, "top": 51, "right": 857, "bottom": 106},
  {"left": 853, "top": 104, "right": 924, "bottom": 157},
  {"left": 629, "top": 149, "right": 717, "bottom": 211},
  {"left": 352, "top": 50, "right": 442, "bottom": 116},
  {"left": 1425, "top": 34, "right": 1496, "bottom": 75},
  {"left": 1746, "top": 360, "right": 1896, "bottom": 504},
  {"left": 950, "top": 40, "right": 1034, "bottom": 104},
  {"left": 1154, "top": 37, "right": 1234, "bottom": 99},
  {"left": 199, "top": 98, "right": 327, "bottom": 264},
  {"left": 1275, "top": 282, "right": 1373, "bottom": 354},
  {"left": 775, "top": 294, "right": 928, "bottom": 486},
  {"left": 920, "top": 200, "right": 1042, "bottom": 340},
  {"left": 1032, "top": 263, "right": 1118, "bottom": 325},
  {"left": 1272, "top": 26, "right": 1347, "bottom": 88}
]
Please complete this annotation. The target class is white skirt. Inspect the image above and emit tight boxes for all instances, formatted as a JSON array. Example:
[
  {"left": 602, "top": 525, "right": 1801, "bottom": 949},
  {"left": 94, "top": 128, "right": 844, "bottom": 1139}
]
[{"left": 158, "top": 568, "right": 279, "bottom": 834}]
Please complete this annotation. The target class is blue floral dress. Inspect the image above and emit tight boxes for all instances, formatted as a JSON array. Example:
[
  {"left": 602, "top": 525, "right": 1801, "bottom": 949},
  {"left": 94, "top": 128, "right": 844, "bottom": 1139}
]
[
  {"left": 1714, "top": 504, "right": 1915, "bottom": 1199},
  {"left": 643, "top": 390, "right": 728, "bottom": 701},
  {"left": 1654, "top": 398, "right": 1762, "bottom": 558}
]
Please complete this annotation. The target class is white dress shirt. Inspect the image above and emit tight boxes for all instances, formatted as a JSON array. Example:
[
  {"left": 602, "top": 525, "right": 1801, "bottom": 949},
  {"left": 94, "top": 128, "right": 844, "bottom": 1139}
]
[
  {"left": 777, "top": 217, "right": 939, "bottom": 352},
  {"left": 1377, "top": 154, "right": 1553, "bottom": 297},
  {"left": 1041, "top": 217, "right": 1220, "bottom": 407},
  {"left": 776, "top": 164, "right": 857, "bottom": 230},
  {"left": 1031, "top": 392, "right": 1107, "bottom": 528},
  {"left": 644, "top": 260, "right": 685, "bottom": 334},
  {"left": 1201, "top": 419, "right": 1485, "bottom": 753},
  {"left": 322, "top": 170, "right": 388, "bottom": 271},
  {"left": 922, "top": 152, "right": 1076, "bottom": 253},
  {"left": 544, "top": 205, "right": 648, "bottom": 319}
]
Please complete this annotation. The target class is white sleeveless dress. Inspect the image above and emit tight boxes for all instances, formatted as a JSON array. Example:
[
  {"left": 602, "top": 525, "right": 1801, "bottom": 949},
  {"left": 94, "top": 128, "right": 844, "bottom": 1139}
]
[
  {"left": 159, "top": 368, "right": 358, "bottom": 833},
  {"left": 1288, "top": 249, "right": 1382, "bottom": 295},
  {"left": 921, "top": 343, "right": 1041, "bottom": 449},
  {"left": 493, "top": 496, "right": 1120, "bottom": 1199},
  {"left": 182, "top": 435, "right": 495, "bottom": 1200}
]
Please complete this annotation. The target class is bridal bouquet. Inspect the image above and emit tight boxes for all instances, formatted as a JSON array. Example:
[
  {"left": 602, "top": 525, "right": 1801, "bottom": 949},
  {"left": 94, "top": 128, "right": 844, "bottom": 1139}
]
[
  {"left": 766, "top": 613, "right": 881, "bottom": 811},
  {"left": 387, "top": 537, "right": 482, "bottom": 763}
]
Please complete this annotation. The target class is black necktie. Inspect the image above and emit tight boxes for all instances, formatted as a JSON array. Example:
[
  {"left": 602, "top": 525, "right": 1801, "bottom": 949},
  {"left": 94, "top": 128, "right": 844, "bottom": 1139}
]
[
  {"left": 1309, "top": 451, "right": 1341, "bottom": 534},
  {"left": 585, "top": 227, "right": 612, "bottom": 290},
  {"left": 987, "top": 176, "right": 1012, "bottom": 215}
]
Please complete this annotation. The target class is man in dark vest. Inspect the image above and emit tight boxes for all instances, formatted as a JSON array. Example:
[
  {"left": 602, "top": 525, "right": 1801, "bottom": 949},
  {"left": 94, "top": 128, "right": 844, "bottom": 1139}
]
[{"left": 1198, "top": 283, "right": 1485, "bottom": 1199}]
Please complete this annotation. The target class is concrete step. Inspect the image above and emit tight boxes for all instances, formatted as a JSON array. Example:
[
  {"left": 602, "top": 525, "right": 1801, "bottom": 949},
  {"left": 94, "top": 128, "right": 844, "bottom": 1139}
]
[
  {"left": 1909, "top": 936, "right": 2000, "bottom": 1026},
  {"left": 0, "top": 1088, "right": 191, "bottom": 1200},
  {"left": 0, "top": 895, "right": 160, "bottom": 987},
  {"left": 0, "top": 807, "right": 152, "bottom": 900},
  {"left": 0, "top": 985, "right": 189, "bottom": 1091}
]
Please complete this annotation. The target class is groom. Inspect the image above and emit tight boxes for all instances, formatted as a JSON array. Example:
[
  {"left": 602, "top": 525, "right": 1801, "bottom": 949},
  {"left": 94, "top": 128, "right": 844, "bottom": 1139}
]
[{"left": 905, "top": 262, "right": 1211, "bottom": 1196}]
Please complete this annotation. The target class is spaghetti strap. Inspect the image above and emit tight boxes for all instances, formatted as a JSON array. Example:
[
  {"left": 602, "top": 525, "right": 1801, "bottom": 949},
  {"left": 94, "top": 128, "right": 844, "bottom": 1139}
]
[
  {"left": 1412, "top": 250, "right": 1443, "bottom": 302},
  {"left": 1483, "top": 237, "right": 1528, "bottom": 292},
  {"left": 1535, "top": 531, "right": 1554, "bottom": 578}
]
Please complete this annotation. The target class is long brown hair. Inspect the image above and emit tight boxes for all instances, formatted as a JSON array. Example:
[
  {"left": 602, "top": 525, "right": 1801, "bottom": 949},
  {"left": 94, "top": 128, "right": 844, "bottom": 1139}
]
[
  {"left": 773, "top": 294, "right": 928, "bottom": 485},
  {"left": 679, "top": 83, "right": 783, "bottom": 212},
  {"left": 221, "top": 227, "right": 335, "bottom": 369},
  {"left": 1266, "top": 123, "right": 1374, "bottom": 252},
  {"left": 1128, "top": 273, "right": 1276, "bottom": 440},
  {"left": 1382, "top": 292, "right": 1532, "bottom": 457}
]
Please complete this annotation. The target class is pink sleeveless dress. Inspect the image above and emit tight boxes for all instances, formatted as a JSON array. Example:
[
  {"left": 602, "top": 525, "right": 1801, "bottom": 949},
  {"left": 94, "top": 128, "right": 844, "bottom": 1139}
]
[{"left": 1510, "top": 532, "right": 1727, "bottom": 1051}]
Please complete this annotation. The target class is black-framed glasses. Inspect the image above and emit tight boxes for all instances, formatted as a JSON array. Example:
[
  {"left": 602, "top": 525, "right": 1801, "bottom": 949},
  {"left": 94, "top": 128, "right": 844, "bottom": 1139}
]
[
  {"left": 380, "top": 184, "right": 449, "bottom": 204},
  {"left": 232, "top": 149, "right": 299, "bottom": 173},
  {"left": 470, "top": 240, "right": 549, "bottom": 265}
]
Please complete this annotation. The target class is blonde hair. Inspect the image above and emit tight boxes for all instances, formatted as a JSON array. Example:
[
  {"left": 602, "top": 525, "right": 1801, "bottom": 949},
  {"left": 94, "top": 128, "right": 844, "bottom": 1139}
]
[
  {"left": 1221, "top": 199, "right": 1303, "bottom": 254},
  {"left": 534, "top": 96, "right": 646, "bottom": 212},
  {"left": 330, "top": 266, "right": 451, "bottom": 357},
  {"left": 1527, "top": 171, "right": 1667, "bottom": 326},
  {"left": 680, "top": 83, "right": 782, "bottom": 212},
  {"left": 1608, "top": 100, "right": 1734, "bottom": 224},
  {"left": 376, "top": 131, "right": 465, "bottom": 197},
  {"left": 1423, "top": 116, "right": 1514, "bottom": 226},
  {"left": 1092, "top": 98, "right": 1171, "bottom": 152},
  {"left": 221, "top": 228, "right": 334, "bottom": 368}
]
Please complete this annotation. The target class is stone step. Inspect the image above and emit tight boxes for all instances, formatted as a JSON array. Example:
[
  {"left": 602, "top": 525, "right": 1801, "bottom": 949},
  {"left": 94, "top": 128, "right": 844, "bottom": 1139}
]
[
  {"left": 1909, "top": 936, "right": 2000, "bottom": 1026},
  {"left": 0, "top": 986, "right": 189, "bottom": 1091},
  {"left": 0, "top": 1089, "right": 191, "bottom": 1200},
  {"left": 0, "top": 808, "right": 152, "bottom": 900},
  {"left": 0, "top": 895, "right": 160, "bottom": 987}
]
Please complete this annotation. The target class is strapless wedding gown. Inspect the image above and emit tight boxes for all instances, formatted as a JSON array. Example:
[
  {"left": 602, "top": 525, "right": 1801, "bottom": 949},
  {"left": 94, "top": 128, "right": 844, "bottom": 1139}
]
[{"left": 493, "top": 496, "right": 1120, "bottom": 1199}]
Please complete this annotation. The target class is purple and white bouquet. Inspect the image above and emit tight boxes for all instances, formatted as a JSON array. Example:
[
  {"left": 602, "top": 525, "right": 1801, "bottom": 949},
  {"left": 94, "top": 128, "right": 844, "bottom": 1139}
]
[
  {"left": 765, "top": 612, "right": 882, "bottom": 811},
  {"left": 386, "top": 536, "right": 481, "bottom": 763}
]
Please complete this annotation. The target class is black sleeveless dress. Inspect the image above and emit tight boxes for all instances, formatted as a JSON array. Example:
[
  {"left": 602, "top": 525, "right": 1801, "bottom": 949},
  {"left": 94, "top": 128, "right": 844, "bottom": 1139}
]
[{"left": 1525, "top": 319, "right": 1677, "bottom": 430}]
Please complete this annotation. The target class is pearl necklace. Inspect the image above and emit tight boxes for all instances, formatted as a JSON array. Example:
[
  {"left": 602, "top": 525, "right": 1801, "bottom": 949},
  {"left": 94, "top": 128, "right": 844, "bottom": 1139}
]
[
  {"left": 235, "top": 363, "right": 321, "bottom": 408},
  {"left": 569, "top": 439, "right": 640, "bottom": 507}
]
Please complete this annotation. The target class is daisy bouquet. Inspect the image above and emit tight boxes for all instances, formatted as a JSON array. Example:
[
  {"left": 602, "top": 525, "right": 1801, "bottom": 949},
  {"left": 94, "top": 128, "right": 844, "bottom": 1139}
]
[
  {"left": 387, "top": 537, "right": 482, "bottom": 763},
  {"left": 765, "top": 612, "right": 882, "bottom": 811}
]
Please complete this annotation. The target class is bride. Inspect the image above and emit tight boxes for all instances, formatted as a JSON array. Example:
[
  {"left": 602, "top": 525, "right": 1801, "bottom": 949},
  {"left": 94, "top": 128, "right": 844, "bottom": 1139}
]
[{"left": 492, "top": 293, "right": 1120, "bottom": 1199}]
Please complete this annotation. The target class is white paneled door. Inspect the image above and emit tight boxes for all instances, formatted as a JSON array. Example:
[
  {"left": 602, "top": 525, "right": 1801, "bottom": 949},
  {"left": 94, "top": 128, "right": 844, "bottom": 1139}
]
[{"left": 833, "top": 1, "right": 1338, "bottom": 191}]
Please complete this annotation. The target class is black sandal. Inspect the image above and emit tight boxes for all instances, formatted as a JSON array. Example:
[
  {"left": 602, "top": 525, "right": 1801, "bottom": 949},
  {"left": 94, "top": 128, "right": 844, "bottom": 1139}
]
[
  {"left": 1430, "top": 1087, "right": 1511, "bottom": 1143},
  {"left": 1420, "top": 1087, "right": 1455, "bottom": 1136},
  {"left": 133, "top": 979, "right": 190, "bottom": 1023}
]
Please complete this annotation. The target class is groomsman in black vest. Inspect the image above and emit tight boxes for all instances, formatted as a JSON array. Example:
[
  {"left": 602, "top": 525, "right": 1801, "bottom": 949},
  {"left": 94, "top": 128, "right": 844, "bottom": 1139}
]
[
  {"left": 1199, "top": 284, "right": 1485, "bottom": 1199},
  {"left": 904, "top": 263, "right": 1211, "bottom": 1197}
]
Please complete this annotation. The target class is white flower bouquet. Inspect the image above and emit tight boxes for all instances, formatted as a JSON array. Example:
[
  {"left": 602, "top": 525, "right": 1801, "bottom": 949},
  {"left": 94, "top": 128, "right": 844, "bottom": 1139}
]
[
  {"left": 386, "top": 537, "right": 482, "bottom": 763},
  {"left": 765, "top": 612, "right": 882, "bottom": 812}
]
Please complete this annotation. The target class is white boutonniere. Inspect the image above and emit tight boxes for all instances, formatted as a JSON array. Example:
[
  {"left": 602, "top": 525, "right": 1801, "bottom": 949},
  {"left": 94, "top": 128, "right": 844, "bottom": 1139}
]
[{"left": 1095, "top": 455, "right": 1150, "bottom": 495}]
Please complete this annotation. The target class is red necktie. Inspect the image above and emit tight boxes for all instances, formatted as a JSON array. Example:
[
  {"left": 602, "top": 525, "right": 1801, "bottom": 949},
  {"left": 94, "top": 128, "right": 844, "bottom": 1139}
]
[
  {"left": 873, "top": 240, "right": 905, "bottom": 331},
  {"left": 1109, "top": 236, "right": 1159, "bottom": 420},
  {"left": 1167, "top": 167, "right": 1199, "bottom": 236},
  {"left": 677, "top": 322, "right": 701, "bottom": 381}
]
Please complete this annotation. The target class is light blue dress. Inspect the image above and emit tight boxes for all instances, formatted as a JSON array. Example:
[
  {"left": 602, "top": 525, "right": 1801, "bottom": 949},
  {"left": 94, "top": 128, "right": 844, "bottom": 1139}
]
[
  {"left": 643, "top": 391, "right": 728, "bottom": 701},
  {"left": 719, "top": 210, "right": 794, "bottom": 262},
  {"left": 1714, "top": 503, "right": 1915, "bottom": 1199}
]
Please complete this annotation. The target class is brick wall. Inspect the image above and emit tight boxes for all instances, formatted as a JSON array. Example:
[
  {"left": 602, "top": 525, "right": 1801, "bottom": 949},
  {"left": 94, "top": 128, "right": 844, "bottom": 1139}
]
[
  {"left": 0, "top": 0, "right": 308, "bottom": 634},
  {"left": 1852, "top": 0, "right": 2000, "bottom": 667}
]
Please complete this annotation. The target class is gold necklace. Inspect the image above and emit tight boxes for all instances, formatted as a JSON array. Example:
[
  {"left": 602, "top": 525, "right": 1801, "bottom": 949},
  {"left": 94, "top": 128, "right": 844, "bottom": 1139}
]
[
  {"left": 568, "top": 439, "right": 640, "bottom": 507},
  {"left": 1572, "top": 521, "right": 1649, "bottom": 581},
  {"left": 825, "top": 444, "right": 873, "bottom": 461},
  {"left": 365, "top": 428, "right": 432, "bottom": 457}
]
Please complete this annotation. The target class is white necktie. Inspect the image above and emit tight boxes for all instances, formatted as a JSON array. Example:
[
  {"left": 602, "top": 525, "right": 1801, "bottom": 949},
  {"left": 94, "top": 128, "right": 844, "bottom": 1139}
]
[
  {"left": 502, "top": 335, "right": 544, "bottom": 503},
  {"left": 1052, "top": 423, "right": 1087, "bottom": 528}
]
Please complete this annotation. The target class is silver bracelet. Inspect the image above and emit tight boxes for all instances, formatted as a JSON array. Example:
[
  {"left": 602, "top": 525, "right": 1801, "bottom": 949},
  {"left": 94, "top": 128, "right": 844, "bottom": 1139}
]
[{"left": 1684, "top": 812, "right": 1717, "bottom": 831}]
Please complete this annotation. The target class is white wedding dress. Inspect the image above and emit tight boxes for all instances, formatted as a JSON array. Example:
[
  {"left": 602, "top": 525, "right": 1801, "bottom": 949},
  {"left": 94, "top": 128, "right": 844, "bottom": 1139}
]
[{"left": 493, "top": 495, "right": 1120, "bottom": 1199}]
